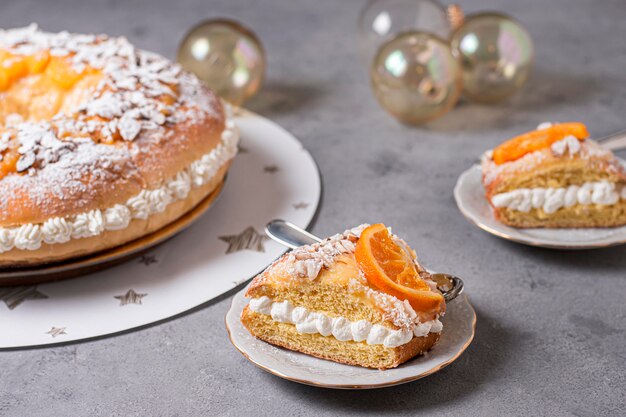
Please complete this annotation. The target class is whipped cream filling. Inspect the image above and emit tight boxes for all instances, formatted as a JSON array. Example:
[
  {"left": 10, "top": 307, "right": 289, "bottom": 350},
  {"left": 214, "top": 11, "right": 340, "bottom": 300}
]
[
  {"left": 0, "top": 108, "right": 239, "bottom": 253},
  {"left": 248, "top": 296, "right": 443, "bottom": 348},
  {"left": 492, "top": 180, "right": 626, "bottom": 214}
]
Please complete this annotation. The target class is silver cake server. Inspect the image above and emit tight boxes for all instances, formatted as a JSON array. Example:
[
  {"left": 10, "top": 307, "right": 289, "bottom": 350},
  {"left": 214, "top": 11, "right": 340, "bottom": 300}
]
[{"left": 596, "top": 129, "right": 626, "bottom": 151}]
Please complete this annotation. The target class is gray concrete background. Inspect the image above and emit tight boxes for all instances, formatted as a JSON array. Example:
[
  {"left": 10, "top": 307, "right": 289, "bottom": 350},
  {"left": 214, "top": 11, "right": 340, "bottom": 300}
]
[{"left": 1, "top": 0, "right": 625, "bottom": 415}]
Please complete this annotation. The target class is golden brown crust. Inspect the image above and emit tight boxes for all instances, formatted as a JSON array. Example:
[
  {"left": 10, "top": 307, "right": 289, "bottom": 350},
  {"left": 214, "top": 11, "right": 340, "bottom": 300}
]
[
  {"left": 0, "top": 161, "right": 230, "bottom": 266},
  {"left": 130, "top": 98, "right": 225, "bottom": 189},
  {"left": 0, "top": 96, "right": 225, "bottom": 225},
  {"left": 241, "top": 306, "right": 440, "bottom": 370}
]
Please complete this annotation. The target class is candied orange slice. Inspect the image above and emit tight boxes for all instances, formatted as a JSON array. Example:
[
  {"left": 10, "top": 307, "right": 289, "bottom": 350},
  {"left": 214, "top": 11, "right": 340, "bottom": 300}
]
[
  {"left": 0, "top": 50, "right": 49, "bottom": 91},
  {"left": 355, "top": 223, "right": 444, "bottom": 313},
  {"left": 0, "top": 49, "right": 93, "bottom": 92},
  {"left": 492, "top": 122, "right": 589, "bottom": 165},
  {"left": 25, "top": 50, "right": 51, "bottom": 74},
  {"left": 0, "top": 151, "right": 19, "bottom": 180},
  {"left": 44, "top": 57, "right": 86, "bottom": 90}
]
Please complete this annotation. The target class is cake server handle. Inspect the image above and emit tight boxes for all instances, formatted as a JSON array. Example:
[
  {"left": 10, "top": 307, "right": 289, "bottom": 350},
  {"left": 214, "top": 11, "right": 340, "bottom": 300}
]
[
  {"left": 596, "top": 129, "right": 626, "bottom": 151},
  {"left": 265, "top": 219, "right": 322, "bottom": 249},
  {"left": 265, "top": 219, "right": 464, "bottom": 302}
]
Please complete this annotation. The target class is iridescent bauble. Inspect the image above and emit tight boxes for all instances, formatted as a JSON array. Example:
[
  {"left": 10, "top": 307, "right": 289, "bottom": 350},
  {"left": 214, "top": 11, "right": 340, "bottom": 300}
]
[
  {"left": 177, "top": 19, "right": 265, "bottom": 106},
  {"left": 370, "top": 32, "right": 462, "bottom": 125},
  {"left": 450, "top": 13, "right": 533, "bottom": 103},
  {"left": 358, "top": 0, "right": 451, "bottom": 64}
]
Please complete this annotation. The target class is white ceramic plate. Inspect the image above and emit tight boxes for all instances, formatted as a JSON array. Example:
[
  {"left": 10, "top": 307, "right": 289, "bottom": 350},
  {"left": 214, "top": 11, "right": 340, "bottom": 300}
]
[
  {"left": 0, "top": 110, "right": 320, "bottom": 348},
  {"left": 454, "top": 165, "right": 626, "bottom": 249},
  {"left": 225, "top": 286, "right": 476, "bottom": 389}
]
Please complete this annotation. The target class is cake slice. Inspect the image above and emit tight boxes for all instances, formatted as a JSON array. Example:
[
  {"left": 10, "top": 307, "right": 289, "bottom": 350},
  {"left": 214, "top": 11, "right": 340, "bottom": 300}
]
[
  {"left": 241, "top": 223, "right": 446, "bottom": 370},
  {"left": 482, "top": 122, "right": 626, "bottom": 228}
]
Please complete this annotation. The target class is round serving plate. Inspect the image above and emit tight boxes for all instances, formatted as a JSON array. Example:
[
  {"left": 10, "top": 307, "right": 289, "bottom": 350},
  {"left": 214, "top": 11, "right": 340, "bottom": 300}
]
[
  {"left": 225, "top": 285, "right": 476, "bottom": 389},
  {"left": 0, "top": 181, "right": 225, "bottom": 286},
  {"left": 0, "top": 110, "right": 321, "bottom": 349},
  {"left": 454, "top": 164, "right": 626, "bottom": 249}
]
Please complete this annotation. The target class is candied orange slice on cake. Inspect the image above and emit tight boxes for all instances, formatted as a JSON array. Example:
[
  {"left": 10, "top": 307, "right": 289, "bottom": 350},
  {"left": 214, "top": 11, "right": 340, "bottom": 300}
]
[
  {"left": 355, "top": 223, "right": 444, "bottom": 314},
  {"left": 492, "top": 122, "right": 589, "bottom": 165}
]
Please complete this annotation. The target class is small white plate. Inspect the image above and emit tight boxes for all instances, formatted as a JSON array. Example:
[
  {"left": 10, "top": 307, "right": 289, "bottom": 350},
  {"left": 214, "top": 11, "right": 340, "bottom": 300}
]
[
  {"left": 225, "top": 286, "right": 476, "bottom": 389},
  {"left": 454, "top": 165, "right": 626, "bottom": 249}
]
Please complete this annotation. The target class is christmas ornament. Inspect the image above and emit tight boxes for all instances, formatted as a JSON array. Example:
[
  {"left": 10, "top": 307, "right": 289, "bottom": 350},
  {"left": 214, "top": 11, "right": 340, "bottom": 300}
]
[
  {"left": 177, "top": 19, "right": 265, "bottom": 106},
  {"left": 445, "top": 4, "right": 465, "bottom": 31},
  {"left": 450, "top": 13, "right": 533, "bottom": 103},
  {"left": 358, "top": 0, "right": 451, "bottom": 64},
  {"left": 370, "top": 31, "right": 462, "bottom": 125}
]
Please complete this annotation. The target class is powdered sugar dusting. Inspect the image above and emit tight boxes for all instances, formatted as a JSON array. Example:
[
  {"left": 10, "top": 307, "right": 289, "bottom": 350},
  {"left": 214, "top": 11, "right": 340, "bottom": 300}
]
[
  {"left": 285, "top": 224, "right": 368, "bottom": 280},
  {"left": 0, "top": 25, "right": 227, "bottom": 224},
  {"left": 348, "top": 278, "right": 418, "bottom": 331},
  {"left": 0, "top": 24, "right": 221, "bottom": 176},
  {"left": 0, "top": 24, "right": 216, "bottom": 147},
  {"left": 551, "top": 135, "right": 582, "bottom": 157},
  {"left": 0, "top": 136, "right": 136, "bottom": 217}
]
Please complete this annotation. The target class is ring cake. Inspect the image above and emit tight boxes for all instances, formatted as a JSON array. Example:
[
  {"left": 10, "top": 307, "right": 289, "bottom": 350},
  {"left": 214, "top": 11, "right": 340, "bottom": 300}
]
[
  {"left": 241, "top": 223, "right": 446, "bottom": 370},
  {"left": 0, "top": 25, "right": 239, "bottom": 266},
  {"left": 482, "top": 122, "right": 626, "bottom": 228}
]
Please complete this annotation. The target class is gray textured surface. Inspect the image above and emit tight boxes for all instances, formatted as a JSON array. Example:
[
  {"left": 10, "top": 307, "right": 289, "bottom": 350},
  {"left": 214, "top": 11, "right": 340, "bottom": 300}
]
[{"left": 1, "top": 0, "right": 625, "bottom": 416}]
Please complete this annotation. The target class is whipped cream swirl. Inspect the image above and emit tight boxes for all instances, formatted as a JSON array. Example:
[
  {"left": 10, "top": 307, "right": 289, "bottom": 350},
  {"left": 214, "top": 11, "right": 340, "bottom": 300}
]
[
  {"left": 492, "top": 180, "right": 625, "bottom": 213},
  {"left": 248, "top": 296, "right": 442, "bottom": 348}
]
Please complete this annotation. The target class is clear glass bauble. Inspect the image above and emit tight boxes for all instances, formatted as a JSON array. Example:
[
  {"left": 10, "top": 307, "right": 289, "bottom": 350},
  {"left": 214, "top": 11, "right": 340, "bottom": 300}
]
[
  {"left": 450, "top": 13, "right": 534, "bottom": 103},
  {"left": 177, "top": 19, "right": 265, "bottom": 106},
  {"left": 358, "top": 0, "right": 451, "bottom": 64},
  {"left": 370, "top": 31, "right": 462, "bottom": 125}
]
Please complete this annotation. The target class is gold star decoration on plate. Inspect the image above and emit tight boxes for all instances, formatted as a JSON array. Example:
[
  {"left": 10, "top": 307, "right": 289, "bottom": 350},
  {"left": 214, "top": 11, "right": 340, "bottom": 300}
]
[
  {"left": 114, "top": 289, "right": 148, "bottom": 306},
  {"left": 219, "top": 226, "right": 269, "bottom": 254},
  {"left": 293, "top": 202, "right": 309, "bottom": 210},
  {"left": 0, "top": 286, "right": 48, "bottom": 310},
  {"left": 264, "top": 165, "right": 279, "bottom": 173},
  {"left": 46, "top": 327, "right": 67, "bottom": 338},
  {"left": 138, "top": 255, "right": 158, "bottom": 266}
]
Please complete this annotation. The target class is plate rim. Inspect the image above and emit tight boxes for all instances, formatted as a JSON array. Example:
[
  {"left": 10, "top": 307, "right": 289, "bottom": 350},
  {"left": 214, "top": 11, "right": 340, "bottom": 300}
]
[
  {"left": 454, "top": 164, "right": 626, "bottom": 250},
  {"left": 225, "top": 287, "right": 477, "bottom": 390}
]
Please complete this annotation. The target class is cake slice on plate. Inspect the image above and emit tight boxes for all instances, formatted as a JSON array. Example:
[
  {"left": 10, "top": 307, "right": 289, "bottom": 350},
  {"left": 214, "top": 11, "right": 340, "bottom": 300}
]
[
  {"left": 241, "top": 223, "right": 446, "bottom": 370},
  {"left": 482, "top": 122, "right": 626, "bottom": 228}
]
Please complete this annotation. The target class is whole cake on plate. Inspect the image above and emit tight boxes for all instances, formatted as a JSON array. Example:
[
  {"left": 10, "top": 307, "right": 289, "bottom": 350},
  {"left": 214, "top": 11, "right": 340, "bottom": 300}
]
[
  {"left": 0, "top": 25, "right": 239, "bottom": 266},
  {"left": 241, "top": 223, "right": 446, "bottom": 370},
  {"left": 482, "top": 122, "right": 626, "bottom": 228}
]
